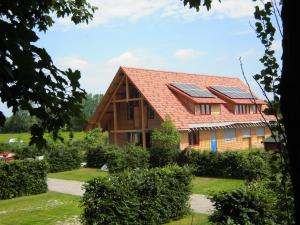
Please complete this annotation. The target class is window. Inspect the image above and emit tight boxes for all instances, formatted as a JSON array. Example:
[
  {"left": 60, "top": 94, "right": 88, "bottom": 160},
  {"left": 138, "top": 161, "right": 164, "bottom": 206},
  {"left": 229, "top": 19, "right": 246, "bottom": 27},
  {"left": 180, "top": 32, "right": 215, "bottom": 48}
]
[
  {"left": 224, "top": 128, "right": 236, "bottom": 142},
  {"left": 256, "top": 127, "right": 265, "bottom": 137},
  {"left": 147, "top": 105, "right": 155, "bottom": 119},
  {"left": 188, "top": 130, "right": 199, "bottom": 145},
  {"left": 199, "top": 104, "right": 211, "bottom": 115},
  {"left": 242, "top": 128, "right": 251, "bottom": 138},
  {"left": 235, "top": 104, "right": 250, "bottom": 114},
  {"left": 129, "top": 85, "right": 140, "bottom": 98},
  {"left": 127, "top": 102, "right": 134, "bottom": 120},
  {"left": 252, "top": 105, "right": 257, "bottom": 114},
  {"left": 127, "top": 132, "right": 142, "bottom": 146}
]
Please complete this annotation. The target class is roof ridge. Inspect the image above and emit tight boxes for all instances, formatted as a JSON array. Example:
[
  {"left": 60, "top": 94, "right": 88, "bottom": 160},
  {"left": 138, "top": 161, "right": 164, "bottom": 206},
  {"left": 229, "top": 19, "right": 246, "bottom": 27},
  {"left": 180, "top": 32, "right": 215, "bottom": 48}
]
[{"left": 121, "top": 66, "right": 240, "bottom": 80}]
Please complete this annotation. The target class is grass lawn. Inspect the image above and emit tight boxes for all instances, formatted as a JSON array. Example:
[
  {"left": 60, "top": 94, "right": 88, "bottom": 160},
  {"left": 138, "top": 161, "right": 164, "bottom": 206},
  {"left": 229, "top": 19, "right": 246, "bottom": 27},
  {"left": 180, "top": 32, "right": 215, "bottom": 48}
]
[
  {"left": 48, "top": 168, "right": 243, "bottom": 195},
  {"left": 0, "top": 192, "right": 81, "bottom": 225},
  {"left": 0, "top": 192, "right": 208, "bottom": 225},
  {"left": 191, "top": 176, "right": 244, "bottom": 195},
  {"left": 0, "top": 132, "right": 85, "bottom": 144},
  {"left": 48, "top": 168, "right": 108, "bottom": 182}
]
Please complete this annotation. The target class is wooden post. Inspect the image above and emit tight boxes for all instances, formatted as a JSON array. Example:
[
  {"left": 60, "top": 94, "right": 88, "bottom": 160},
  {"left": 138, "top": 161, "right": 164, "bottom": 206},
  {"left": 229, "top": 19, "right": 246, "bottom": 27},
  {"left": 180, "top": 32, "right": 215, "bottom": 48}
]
[
  {"left": 113, "top": 99, "right": 117, "bottom": 145},
  {"left": 141, "top": 99, "right": 146, "bottom": 149},
  {"left": 126, "top": 76, "right": 129, "bottom": 101}
]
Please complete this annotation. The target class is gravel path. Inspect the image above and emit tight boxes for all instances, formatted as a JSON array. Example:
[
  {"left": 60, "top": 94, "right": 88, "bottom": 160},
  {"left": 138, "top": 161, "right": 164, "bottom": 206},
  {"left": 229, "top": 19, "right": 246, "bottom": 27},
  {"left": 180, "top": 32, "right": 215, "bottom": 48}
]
[{"left": 47, "top": 178, "right": 214, "bottom": 214}]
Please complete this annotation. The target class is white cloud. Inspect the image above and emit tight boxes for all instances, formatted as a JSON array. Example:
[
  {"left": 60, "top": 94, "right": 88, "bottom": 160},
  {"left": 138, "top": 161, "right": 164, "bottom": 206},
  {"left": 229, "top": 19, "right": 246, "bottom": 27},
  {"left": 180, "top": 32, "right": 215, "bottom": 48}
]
[
  {"left": 107, "top": 52, "right": 140, "bottom": 67},
  {"left": 174, "top": 49, "right": 206, "bottom": 59},
  {"left": 57, "top": 56, "right": 90, "bottom": 71},
  {"left": 56, "top": 0, "right": 258, "bottom": 29},
  {"left": 55, "top": 50, "right": 167, "bottom": 94}
]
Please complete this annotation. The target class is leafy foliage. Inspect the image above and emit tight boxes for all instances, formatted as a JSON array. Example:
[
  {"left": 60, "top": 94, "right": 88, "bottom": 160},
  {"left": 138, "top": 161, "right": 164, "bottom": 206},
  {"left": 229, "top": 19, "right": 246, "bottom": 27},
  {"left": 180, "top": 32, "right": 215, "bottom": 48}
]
[
  {"left": 152, "top": 117, "right": 180, "bottom": 150},
  {"left": 70, "top": 93, "right": 103, "bottom": 131},
  {"left": 0, "top": 160, "right": 48, "bottom": 199},
  {"left": 209, "top": 178, "right": 294, "bottom": 225},
  {"left": 86, "top": 145, "right": 107, "bottom": 168},
  {"left": 0, "top": 0, "right": 96, "bottom": 148},
  {"left": 0, "top": 110, "right": 37, "bottom": 133},
  {"left": 178, "top": 148, "right": 274, "bottom": 180},
  {"left": 44, "top": 143, "right": 81, "bottom": 172},
  {"left": 81, "top": 165, "right": 192, "bottom": 225},
  {"left": 105, "top": 144, "right": 150, "bottom": 173}
]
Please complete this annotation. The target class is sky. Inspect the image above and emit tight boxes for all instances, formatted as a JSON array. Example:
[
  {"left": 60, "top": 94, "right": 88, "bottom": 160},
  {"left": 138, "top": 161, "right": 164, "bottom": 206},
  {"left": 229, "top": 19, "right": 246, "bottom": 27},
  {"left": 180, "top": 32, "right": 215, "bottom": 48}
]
[{"left": 0, "top": 0, "right": 282, "bottom": 116}]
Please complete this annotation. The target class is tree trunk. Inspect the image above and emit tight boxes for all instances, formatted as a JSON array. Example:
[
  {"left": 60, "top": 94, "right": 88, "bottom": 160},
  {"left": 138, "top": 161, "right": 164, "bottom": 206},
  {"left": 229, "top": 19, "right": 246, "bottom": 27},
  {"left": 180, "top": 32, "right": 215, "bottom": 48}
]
[{"left": 280, "top": 1, "right": 299, "bottom": 223}]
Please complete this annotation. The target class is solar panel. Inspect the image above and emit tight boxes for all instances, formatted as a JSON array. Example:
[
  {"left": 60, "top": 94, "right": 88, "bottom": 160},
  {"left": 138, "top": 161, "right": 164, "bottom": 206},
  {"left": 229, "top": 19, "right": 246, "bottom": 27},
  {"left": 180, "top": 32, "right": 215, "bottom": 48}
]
[
  {"left": 210, "top": 86, "right": 255, "bottom": 99},
  {"left": 170, "top": 83, "right": 215, "bottom": 98}
]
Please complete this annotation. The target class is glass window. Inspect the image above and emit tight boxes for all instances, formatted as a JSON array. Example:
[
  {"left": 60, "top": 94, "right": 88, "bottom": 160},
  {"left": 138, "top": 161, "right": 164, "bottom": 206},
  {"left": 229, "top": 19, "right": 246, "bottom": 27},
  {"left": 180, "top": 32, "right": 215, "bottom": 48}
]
[
  {"left": 252, "top": 105, "right": 257, "bottom": 113},
  {"left": 188, "top": 130, "right": 200, "bottom": 145},
  {"left": 224, "top": 128, "right": 236, "bottom": 142},
  {"left": 199, "top": 104, "right": 211, "bottom": 115},
  {"left": 256, "top": 127, "right": 265, "bottom": 137},
  {"left": 147, "top": 105, "right": 155, "bottom": 119},
  {"left": 127, "top": 102, "right": 134, "bottom": 120},
  {"left": 242, "top": 128, "right": 251, "bottom": 138},
  {"left": 127, "top": 132, "right": 142, "bottom": 146}
]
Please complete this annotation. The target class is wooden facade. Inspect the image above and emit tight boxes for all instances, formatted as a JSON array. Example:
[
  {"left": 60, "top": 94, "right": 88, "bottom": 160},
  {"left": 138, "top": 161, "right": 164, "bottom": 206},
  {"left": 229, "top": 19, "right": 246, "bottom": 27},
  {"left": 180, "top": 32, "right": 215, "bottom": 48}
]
[{"left": 87, "top": 67, "right": 273, "bottom": 152}]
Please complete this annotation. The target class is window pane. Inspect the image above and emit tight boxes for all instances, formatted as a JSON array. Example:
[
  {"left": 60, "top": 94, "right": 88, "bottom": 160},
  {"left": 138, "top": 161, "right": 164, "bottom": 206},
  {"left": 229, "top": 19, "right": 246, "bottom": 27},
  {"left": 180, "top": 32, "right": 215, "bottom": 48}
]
[
  {"left": 201, "top": 104, "right": 205, "bottom": 114},
  {"left": 205, "top": 104, "right": 210, "bottom": 114},
  {"left": 224, "top": 128, "right": 236, "bottom": 142},
  {"left": 242, "top": 128, "right": 251, "bottom": 137},
  {"left": 256, "top": 127, "right": 265, "bottom": 136}
]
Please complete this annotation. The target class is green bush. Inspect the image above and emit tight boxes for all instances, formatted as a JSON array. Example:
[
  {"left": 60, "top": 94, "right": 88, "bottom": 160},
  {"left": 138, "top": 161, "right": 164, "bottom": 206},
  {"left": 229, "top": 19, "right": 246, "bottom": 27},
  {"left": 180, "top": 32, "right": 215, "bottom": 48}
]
[
  {"left": 152, "top": 117, "right": 180, "bottom": 150},
  {"left": 149, "top": 147, "right": 180, "bottom": 167},
  {"left": 209, "top": 178, "right": 294, "bottom": 225},
  {"left": 86, "top": 145, "right": 107, "bottom": 168},
  {"left": 45, "top": 143, "right": 81, "bottom": 172},
  {"left": 105, "top": 144, "right": 150, "bottom": 173},
  {"left": 81, "top": 165, "right": 192, "bottom": 225},
  {"left": 0, "top": 160, "right": 48, "bottom": 199},
  {"left": 13, "top": 145, "right": 46, "bottom": 159},
  {"left": 177, "top": 148, "right": 273, "bottom": 180}
]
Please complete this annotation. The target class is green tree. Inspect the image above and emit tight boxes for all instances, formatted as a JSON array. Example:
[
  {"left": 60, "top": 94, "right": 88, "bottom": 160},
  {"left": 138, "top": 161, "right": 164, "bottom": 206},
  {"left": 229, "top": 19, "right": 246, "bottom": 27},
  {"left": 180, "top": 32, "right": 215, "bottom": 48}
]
[
  {"left": 2, "top": 110, "right": 36, "bottom": 133},
  {"left": 71, "top": 93, "right": 102, "bottom": 130},
  {"left": 150, "top": 117, "right": 181, "bottom": 167},
  {"left": 181, "top": 0, "right": 298, "bottom": 223},
  {"left": 0, "top": 1, "right": 96, "bottom": 147},
  {"left": 152, "top": 116, "right": 180, "bottom": 150}
]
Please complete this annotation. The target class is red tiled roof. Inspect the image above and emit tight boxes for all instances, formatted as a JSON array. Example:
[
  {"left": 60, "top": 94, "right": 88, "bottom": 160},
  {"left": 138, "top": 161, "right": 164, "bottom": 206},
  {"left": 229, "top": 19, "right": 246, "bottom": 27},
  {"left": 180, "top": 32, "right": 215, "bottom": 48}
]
[{"left": 121, "top": 67, "right": 274, "bottom": 129}]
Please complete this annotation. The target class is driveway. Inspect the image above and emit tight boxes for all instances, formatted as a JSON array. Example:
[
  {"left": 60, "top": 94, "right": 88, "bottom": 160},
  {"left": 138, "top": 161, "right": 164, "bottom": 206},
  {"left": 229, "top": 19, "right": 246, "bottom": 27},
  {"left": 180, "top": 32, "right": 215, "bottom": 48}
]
[{"left": 47, "top": 178, "right": 214, "bottom": 214}]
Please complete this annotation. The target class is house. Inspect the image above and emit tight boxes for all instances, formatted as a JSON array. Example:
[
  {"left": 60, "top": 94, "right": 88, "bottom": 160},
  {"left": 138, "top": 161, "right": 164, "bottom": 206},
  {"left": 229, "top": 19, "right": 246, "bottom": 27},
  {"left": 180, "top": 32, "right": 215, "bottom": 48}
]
[{"left": 87, "top": 67, "right": 274, "bottom": 152}]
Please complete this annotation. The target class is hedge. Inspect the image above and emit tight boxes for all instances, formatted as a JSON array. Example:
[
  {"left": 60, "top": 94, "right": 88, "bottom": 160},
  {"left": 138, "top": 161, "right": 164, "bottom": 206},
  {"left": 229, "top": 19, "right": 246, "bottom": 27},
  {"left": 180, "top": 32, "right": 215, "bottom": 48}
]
[
  {"left": 86, "top": 145, "right": 106, "bottom": 168},
  {"left": 0, "top": 160, "right": 48, "bottom": 199},
  {"left": 209, "top": 178, "right": 294, "bottom": 225},
  {"left": 86, "top": 144, "right": 150, "bottom": 173},
  {"left": 177, "top": 149, "right": 274, "bottom": 180},
  {"left": 81, "top": 165, "right": 192, "bottom": 225},
  {"left": 45, "top": 143, "right": 81, "bottom": 172}
]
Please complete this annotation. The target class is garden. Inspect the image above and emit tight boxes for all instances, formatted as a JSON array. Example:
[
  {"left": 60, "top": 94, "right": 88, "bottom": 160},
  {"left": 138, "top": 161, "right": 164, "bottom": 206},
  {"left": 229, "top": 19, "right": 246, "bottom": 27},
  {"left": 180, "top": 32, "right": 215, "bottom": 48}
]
[{"left": 0, "top": 123, "right": 294, "bottom": 225}]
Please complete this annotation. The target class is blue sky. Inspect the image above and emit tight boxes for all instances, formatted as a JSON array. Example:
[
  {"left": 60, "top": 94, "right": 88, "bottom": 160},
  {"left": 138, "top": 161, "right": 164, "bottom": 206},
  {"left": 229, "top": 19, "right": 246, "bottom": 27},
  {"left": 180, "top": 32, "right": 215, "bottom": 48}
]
[{"left": 0, "top": 0, "right": 282, "bottom": 116}]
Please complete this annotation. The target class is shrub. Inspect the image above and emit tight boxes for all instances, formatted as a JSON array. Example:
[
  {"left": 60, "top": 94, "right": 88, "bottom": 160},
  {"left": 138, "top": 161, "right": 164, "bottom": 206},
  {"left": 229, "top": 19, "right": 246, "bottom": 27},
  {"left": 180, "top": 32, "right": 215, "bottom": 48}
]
[
  {"left": 177, "top": 148, "right": 273, "bottom": 180},
  {"left": 0, "top": 160, "right": 48, "bottom": 199},
  {"left": 209, "top": 178, "right": 294, "bottom": 225},
  {"left": 86, "top": 145, "right": 107, "bottom": 168},
  {"left": 13, "top": 145, "right": 46, "bottom": 159},
  {"left": 82, "top": 128, "right": 108, "bottom": 148},
  {"left": 81, "top": 165, "right": 192, "bottom": 225},
  {"left": 149, "top": 147, "right": 180, "bottom": 167},
  {"left": 150, "top": 117, "right": 181, "bottom": 167},
  {"left": 45, "top": 143, "right": 81, "bottom": 172},
  {"left": 105, "top": 144, "right": 150, "bottom": 173}
]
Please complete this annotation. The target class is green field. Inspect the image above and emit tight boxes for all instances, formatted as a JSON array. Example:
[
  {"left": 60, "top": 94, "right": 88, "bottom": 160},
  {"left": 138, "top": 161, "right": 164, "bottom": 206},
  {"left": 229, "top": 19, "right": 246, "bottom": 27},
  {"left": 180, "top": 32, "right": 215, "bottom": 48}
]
[
  {"left": 0, "top": 192, "right": 208, "bottom": 225},
  {"left": 48, "top": 168, "right": 108, "bottom": 181},
  {"left": 48, "top": 168, "right": 244, "bottom": 195},
  {"left": 0, "top": 132, "right": 85, "bottom": 143}
]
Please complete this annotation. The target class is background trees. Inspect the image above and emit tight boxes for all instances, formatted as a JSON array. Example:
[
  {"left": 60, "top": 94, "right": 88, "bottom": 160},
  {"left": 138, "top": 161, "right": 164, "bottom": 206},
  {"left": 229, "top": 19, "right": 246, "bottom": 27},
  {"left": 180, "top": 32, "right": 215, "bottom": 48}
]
[{"left": 0, "top": 0, "right": 96, "bottom": 147}]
